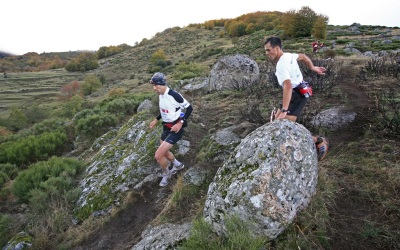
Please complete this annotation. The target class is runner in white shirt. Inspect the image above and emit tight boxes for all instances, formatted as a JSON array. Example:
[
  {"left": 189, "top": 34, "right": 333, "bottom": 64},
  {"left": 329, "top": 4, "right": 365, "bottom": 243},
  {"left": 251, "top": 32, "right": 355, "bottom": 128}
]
[
  {"left": 149, "top": 72, "right": 193, "bottom": 186},
  {"left": 264, "top": 36, "right": 329, "bottom": 161}
]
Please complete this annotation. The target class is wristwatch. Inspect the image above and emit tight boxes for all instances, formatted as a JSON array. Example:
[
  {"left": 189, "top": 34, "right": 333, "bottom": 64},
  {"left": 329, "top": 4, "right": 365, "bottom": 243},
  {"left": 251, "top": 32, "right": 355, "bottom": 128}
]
[{"left": 281, "top": 109, "right": 290, "bottom": 113}]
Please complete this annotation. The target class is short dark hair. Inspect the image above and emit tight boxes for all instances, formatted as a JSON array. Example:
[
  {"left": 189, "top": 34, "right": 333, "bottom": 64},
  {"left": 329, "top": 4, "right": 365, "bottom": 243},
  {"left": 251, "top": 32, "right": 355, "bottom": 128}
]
[{"left": 264, "top": 36, "right": 282, "bottom": 49}]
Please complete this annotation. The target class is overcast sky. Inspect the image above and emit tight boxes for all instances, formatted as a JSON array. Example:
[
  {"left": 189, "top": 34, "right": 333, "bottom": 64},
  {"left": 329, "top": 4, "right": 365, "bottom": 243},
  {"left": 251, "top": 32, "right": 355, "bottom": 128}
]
[{"left": 2, "top": 0, "right": 399, "bottom": 55}]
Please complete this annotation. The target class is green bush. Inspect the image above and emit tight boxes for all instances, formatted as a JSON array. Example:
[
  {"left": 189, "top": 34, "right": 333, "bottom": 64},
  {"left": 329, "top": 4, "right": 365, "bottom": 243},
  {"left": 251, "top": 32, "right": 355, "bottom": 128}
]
[
  {"left": 75, "top": 113, "right": 118, "bottom": 138},
  {"left": 0, "top": 131, "right": 69, "bottom": 166},
  {"left": 101, "top": 97, "right": 137, "bottom": 117},
  {"left": 81, "top": 75, "right": 102, "bottom": 95},
  {"left": 73, "top": 105, "right": 110, "bottom": 139},
  {"left": 12, "top": 156, "right": 85, "bottom": 203},
  {"left": 30, "top": 118, "right": 68, "bottom": 135},
  {"left": 65, "top": 52, "right": 98, "bottom": 72}
]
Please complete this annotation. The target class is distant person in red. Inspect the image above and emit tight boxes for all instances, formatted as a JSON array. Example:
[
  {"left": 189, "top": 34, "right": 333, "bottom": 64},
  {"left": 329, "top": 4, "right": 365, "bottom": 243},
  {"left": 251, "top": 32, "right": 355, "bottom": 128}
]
[{"left": 312, "top": 40, "right": 319, "bottom": 54}]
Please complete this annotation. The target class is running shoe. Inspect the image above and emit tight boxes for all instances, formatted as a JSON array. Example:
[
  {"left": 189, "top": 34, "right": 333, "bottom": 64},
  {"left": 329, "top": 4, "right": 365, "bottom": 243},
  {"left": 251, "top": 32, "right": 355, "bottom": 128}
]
[
  {"left": 159, "top": 170, "right": 171, "bottom": 187},
  {"left": 171, "top": 163, "right": 185, "bottom": 174},
  {"left": 316, "top": 137, "right": 329, "bottom": 161}
]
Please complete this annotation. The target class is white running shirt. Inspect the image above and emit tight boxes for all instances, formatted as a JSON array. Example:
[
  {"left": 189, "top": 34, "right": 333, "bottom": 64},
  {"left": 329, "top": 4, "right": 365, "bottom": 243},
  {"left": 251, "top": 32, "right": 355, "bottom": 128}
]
[
  {"left": 159, "top": 87, "right": 190, "bottom": 122},
  {"left": 275, "top": 53, "right": 302, "bottom": 88}
]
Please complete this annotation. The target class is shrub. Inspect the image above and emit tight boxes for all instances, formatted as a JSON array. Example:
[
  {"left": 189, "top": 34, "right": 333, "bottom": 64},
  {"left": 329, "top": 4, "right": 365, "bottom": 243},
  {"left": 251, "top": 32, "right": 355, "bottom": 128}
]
[
  {"left": 0, "top": 131, "right": 69, "bottom": 166},
  {"left": 300, "top": 58, "right": 344, "bottom": 92},
  {"left": 75, "top": 113, "right": 118, "bottom": 138},
  {"left": 30, "top": 118, "right": 68, "bottom": 135},
  {"left": 24, "top": 104, "right": 50, "bottom": 125},
  {"left": 12, "top": 156, "right": 84, "bottom": 203},
  {"left": 81, "top": 75, "right": 102, "bottom": 95},
  {"left": 374, "top": 86, "right": 400, "bottom": 134},
  {"left": 6, "top": 106, "right": 27, "bottom": 132},
  {"left": 65, "top": 52, "right": 98, "bottom": 72},
  {"left": 59, "top": 81, "right": 81, "bottom": 100},
  {"left": 97, "top": 45, "right": 123, "bottom": 59},
  {"left": 364, "top": 56, "right": 400, "bottom": 78}
]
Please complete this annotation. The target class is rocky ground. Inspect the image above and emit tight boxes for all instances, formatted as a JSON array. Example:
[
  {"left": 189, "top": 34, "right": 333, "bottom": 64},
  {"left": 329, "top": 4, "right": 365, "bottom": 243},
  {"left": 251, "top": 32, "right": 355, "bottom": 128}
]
[{"left": 70, "top": 72, "right": 398, "bottom": 250}]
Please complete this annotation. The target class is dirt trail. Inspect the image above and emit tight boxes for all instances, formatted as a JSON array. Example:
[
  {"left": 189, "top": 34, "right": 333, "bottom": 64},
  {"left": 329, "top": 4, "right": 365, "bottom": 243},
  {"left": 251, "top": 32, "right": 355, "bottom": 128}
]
[{"left": 71, "top": 182, "right": 168, "bottom": 250}]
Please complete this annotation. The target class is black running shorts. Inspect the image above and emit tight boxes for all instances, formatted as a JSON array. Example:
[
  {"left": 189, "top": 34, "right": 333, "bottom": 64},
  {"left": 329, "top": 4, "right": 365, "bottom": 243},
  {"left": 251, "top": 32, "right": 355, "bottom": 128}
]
[
  {"left": 284, "top": 89, "right": 308, "bottom": 117},
  {"left": 161, "top": 126, "right": 184, "bottom": 144}
]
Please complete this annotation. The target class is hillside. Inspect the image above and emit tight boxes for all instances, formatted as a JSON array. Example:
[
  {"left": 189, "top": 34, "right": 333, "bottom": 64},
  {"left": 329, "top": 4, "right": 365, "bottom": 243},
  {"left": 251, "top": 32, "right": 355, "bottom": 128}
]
[{"left": 0, "top": 22, "right": 399, "bottom": 250}]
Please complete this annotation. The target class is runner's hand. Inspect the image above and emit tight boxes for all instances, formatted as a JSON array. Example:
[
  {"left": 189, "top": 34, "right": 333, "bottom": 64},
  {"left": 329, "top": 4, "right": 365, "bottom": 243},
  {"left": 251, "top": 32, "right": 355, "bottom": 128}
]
[
  {"left": 171, "top": 123, "right": 183, "bottom": 133},
  {"left": 149, "top": 119, "right": 158, "bottom": 129}
]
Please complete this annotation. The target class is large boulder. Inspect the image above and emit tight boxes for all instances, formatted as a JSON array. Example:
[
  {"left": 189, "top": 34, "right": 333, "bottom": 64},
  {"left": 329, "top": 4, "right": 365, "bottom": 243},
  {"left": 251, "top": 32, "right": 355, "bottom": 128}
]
[
  {"left": 203, "top": 120, "right": 318, "bottom": 240},
  {"left": 208, "top": 54, "right": 259, "bottom": 91}
]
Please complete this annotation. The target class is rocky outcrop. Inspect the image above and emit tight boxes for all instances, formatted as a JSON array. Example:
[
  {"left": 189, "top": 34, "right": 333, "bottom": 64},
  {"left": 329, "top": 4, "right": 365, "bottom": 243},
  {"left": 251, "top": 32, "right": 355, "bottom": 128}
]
[
  {"left": 208, "top": 54, "right": 259, "bottom": 91},
  {"left": 74, "top": 111, "right": 162, "bottom": 221},
  {"left": 203, "top": 120, "right": 318, "bottom": 240}
]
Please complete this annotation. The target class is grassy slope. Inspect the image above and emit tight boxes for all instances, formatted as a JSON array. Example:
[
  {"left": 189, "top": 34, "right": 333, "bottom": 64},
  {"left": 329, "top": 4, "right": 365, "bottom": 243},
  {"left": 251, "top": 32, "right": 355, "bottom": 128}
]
[{"left": 0, "top": 24, "right": 399, "bottom": 249}]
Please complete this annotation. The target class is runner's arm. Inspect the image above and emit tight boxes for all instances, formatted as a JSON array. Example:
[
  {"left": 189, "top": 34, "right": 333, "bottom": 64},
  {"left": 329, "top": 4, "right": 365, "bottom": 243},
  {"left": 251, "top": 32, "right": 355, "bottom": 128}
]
[{"left": 297, "top": 54, "right": 326, "bottom": 75}]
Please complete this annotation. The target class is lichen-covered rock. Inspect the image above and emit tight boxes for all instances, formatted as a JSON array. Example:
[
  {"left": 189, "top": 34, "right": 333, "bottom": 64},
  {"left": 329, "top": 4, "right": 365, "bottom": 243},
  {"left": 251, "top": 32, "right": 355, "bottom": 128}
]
[
  {"left": 208, "top": 54, "right": 259, "bottom": 91},
  {"left": 132, "top": 223, "right": 191, "bottom": 250},
  {"left": 74, "top": 112, "right": 161, "bottom": 221},
  {"left": 203, "top": 120, "right": 318, "bottom": 239}
]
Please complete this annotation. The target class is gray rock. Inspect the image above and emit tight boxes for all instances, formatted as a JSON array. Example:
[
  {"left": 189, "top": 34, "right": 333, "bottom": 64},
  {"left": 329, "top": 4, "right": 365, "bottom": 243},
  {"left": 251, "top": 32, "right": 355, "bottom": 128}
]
[
  {"left": 183, "top": 164, "right": 215, "bottom": 186},
  {"left": 181, "top": 77, "right": 209, "bottom": 96},
  {"left": 132, "top": 223, "right": 192, "bottom": 250},
  {"left": 208, "top": 54, "right": 259, "bottom": 91},
  {"left": 312, "top": 106, "right": 356, "bottom": 131},
  {"left": 203, "top": 120, "right": 318, "bottom": 239},
  {"left": 137, "top": 99, "right": 153, "bottom": 113}
]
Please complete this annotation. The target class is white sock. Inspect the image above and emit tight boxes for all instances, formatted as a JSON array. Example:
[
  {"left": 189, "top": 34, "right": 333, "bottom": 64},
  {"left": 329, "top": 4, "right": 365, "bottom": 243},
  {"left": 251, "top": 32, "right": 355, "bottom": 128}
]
[{"left": 173, "top": 159, "right": 181, "bottom": 166}]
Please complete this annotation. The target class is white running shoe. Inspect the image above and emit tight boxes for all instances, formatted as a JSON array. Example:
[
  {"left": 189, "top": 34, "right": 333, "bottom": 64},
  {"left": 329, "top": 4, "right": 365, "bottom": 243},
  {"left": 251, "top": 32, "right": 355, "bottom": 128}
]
[
  {"left": 159, "top": 170, "right": 170, "bottom": 187},
  {"left": 171, "top": 163, "right": 185, "bottom": 175}
]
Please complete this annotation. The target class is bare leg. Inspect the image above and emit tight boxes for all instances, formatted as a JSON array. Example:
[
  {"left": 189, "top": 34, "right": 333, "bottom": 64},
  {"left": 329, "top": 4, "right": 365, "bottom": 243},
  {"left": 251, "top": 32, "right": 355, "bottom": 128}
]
[
  {"left": 157, "top": 139, "right": 176, "bottom": 164},
  {"left": 165, "top": 151, "right": 175, "bottom": 163},
  {"left": 155, "top": 140, "right": 174, "bottom": 172}
]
